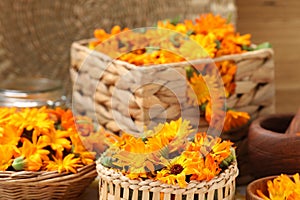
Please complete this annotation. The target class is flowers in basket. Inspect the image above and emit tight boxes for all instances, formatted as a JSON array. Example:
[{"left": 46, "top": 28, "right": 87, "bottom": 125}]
[
  {"left": 100, "top": 118, "right": 236, "bottom": 188},
  {"left": 257, "top": 174, "right": 300, "bottom": 200},
  {"left": 88, "top": 13, "right": 265, "bottom": 133},
  {"left": 0, "top": 107, "right": 99, "bottom": 173}
]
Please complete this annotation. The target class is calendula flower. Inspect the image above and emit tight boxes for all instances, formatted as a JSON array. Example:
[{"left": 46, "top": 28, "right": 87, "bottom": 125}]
[
  {"left": 0, "top": 107, "right": 17, "bottom": 124},
  {"left": 194, "top": 14, "right": 235, "bottom": 39},
  {"left": 189, "top": 33, "right": 217, "bottom": 58},
  {"left": 187, "top": 73, "right": 218, "bottom": 106},
  {"left": 156, "top": 155, "right": 195, "bottom": 188},
  {"left": 8, "top": 107, "right": 54, "bottom": 137},
  {"left": 0, "top": 144, "right": 14, "bottom": 171},
  {"left": 223, "top": 110, "right": 250, "bottom": 132},
  {"left": 45, "top": 152, "right": 82, "bottom": 174},
  {"left": 43, "top": 129, "right": 72, "bottom": 152},
  {"left": 19, "top": 136, "right": 50, "bottom": 162},
  {"left": 257, "top": 174, "right": 300, "bottom": 200},
  {"left": 0, "top": 124, "right": 22, "bottom": 146},
  {"left": 25, "top": 153, "right": 44, "bottom": 171},
  {"left": 190, "top": 154, "right": 221, "bottom": 182},
  {"left": 215, "top": 61, "right": 237, "bottom": 97},
  {"left": 70, "top": 134, "right": 96, "bottom": 165},
  {"left": 210, "top": 138, "right": 233, "bottom": 164},
  {"left": 147, "top": 118, "right": 191, "bottom": 154}
]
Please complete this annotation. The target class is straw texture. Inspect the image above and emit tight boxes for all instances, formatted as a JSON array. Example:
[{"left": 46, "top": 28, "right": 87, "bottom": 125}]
[
  {"left": 0, "top": 163, "right": 97, "bottom": 200},
  {"left": 97, "top": 161, "right": 238, "bottom": 200}
]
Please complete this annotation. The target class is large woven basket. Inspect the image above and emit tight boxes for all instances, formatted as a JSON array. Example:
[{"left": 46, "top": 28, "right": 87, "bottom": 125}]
[
  {"left": 0, "top": 163, "right": 97, "bottom": 200},
  {"left": 70, "top": 39, "right": 275, "bottom": 134},
  {"left": 97, "top": 161, "right": 239, "bottom": 200}
]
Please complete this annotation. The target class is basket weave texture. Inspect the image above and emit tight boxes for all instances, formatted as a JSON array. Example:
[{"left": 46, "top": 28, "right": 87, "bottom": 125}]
[
  {"left": 70, "top": 39, "right": 275, "bottom": 134},
  {"left": 97, "top": 162, "right": 238, "bottom": 200},
  {"left": 0, "top": 163, "right": 97, "bottom": 200}
]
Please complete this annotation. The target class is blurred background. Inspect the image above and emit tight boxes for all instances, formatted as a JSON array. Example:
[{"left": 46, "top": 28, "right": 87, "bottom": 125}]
[{"left": 0, "top": 0, "right": 298, "bottom": 113}]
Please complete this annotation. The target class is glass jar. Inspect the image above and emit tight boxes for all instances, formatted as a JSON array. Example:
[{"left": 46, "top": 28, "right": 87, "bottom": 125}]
[{"left": 0, "top": 78, "right": 68, "bottom": 108}]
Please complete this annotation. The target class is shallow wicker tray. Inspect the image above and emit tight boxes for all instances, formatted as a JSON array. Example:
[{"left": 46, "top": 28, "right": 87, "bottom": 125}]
[
  {"left": 97, "top": 161, "right": 239, "bottom": 200},
  {"left": 0, "top": 163, "right": 97, "bottom": 200}
]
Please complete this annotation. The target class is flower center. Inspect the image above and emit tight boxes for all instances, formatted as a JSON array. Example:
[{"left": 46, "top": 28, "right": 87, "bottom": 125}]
[{"left": 170, "top": 164, "right": 184, "bottom": 175}]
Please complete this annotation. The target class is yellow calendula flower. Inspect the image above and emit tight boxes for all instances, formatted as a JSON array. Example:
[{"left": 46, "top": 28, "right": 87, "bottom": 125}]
[
  {"left": 43, "top": 129, "right": 72, "bottom": 152},
  {"left": 0, "top": 124, "right": 22, "bottom": 146},
  {"left": 223, "top": 110, "right": 250, "bottom": 132},
  {"left": 46, "top": 152, "right": 82, "bottom": 174},
  {"left": 0, "top": 145, "right": 14, "bottom": 171},
  {"left": 8, "top": 107, "right": 54, "bottom": 136},
  {"left": 257, "top": 174, "right": 300, "bottom": 200},
  {"left": 189, "top": 33, "right": 217, "bottom": 58},
  {"left": 18, "top": 136, "right": 50, "bottom": 163},
  {"left": 156, "top": 155, "right": 195, "bottom": 188},
  {"left": 187, "top": 73, "right": 211, "bottom": 106}
]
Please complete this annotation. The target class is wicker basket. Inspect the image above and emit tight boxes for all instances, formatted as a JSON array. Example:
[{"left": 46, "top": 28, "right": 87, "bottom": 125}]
[
  {"left": 70, "top": 39, "right": 275, "bottom": 135},
  {"left": 96, "top": 161, "right": 239, "bottom": 200},
  {"left": 0, "top": 163, "right": 97, "bottom": 200}
]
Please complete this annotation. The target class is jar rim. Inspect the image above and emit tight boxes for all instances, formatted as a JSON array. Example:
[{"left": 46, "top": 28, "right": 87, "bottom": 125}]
[{"left": 0, "top": 78, "right": 62, "bottom": 95}]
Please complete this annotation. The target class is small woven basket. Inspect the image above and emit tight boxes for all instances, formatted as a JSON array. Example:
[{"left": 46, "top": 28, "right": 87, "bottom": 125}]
[
  {"left": 97, "top": 161, "right": 238, "bottom": 200},
  {"left": 0, "top": 163, "right": 97, "bottom": 200},
  {"left": 70, "top": 39, "right": 275, "bottom": 134}
]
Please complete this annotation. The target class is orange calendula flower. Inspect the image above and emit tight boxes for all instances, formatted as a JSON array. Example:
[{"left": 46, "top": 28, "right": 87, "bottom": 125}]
[
  {"left": 45, "top": 152, "right": 82, "bottom": 174},
  {"left": 257, "top": 174, "right": 300, "bottom": 200},
  {"left": 194, "top": 13, "right": 235, "bottom": 40},
  {"left": 43, "top": 129, "right": 72, "bottom": 152},
  {"left": 190, "top": 154, "right": 221, "bottom": 182},
  {"left": 223, "top": 110, "right": 250, "bottom": 132},
  {"left": 187, "top": 73, "right": 211, "bottom": 106},
  {"left": 0, "top": 145, "right": 14, "bottom": 171},
  {"left": 0, "top": 124, "right": 22, "bottom": 146},
  {"left": 19, "top": 136, "right": 50, "bottom": 162},
  {"left": 8, "top": 107, "right": 54, "bottom": 137}
]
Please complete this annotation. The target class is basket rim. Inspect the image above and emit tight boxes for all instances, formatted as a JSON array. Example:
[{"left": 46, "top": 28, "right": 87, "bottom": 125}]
[
  {"left": 72, "top": 38, "right": 274, "bottom": 71},
  {"left": 96, "top": 160, "right": 238, "bottom": 191},
  {"left": 0, "top": 162, "right": 97, "bottom": 185}
]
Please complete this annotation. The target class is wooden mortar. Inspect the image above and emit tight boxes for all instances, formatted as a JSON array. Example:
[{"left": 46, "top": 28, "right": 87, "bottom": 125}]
[{"left": 248, "top": 114, "right": 300, "bottom": 178}]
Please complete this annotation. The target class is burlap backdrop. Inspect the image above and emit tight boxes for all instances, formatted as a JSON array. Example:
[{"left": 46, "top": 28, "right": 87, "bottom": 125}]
[{"left": 0, "top": 0, "right": 236, "bottom": 96}]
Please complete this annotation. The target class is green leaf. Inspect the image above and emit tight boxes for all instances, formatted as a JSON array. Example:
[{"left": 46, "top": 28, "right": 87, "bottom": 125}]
[
  {"left": 186, "top": 30, "right": 195, "bottom": 36},
  {"left": 215, "top": 40, "right": 221, "bottom": 50},
  {"left": 170, "top": 33, "right": 181, "bottom": 47},
  {"left": 242, "top": 45, "right": 254, "bottom": 51},
  {"left": 185, "top": 66, "right": 196, "bottom": 80},
  {"left": 226, "top": 12, "right": 233, "bottom": 24},
  {"left": 200, "top": 102, "right": 208, "bottom": 112},
  {"left": 255, "top": 42, "right": 272, "bottom": 50},
  {"left": 170, "top": 15, "right": 181, "bottom": 25},
  {"left": 132, "top": 28, "right": 147, "bottom": 33},
  {"left": 145, "top": 46, "right": 160, "bottom": 54}
]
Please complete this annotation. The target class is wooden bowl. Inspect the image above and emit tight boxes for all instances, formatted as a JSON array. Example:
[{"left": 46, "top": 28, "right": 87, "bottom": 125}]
[
  {"left": 248, "top": 114, "right": 300, "bottom": 178},
  {"left": 246, "top": 175, "right": 277, "bottom": 200}
]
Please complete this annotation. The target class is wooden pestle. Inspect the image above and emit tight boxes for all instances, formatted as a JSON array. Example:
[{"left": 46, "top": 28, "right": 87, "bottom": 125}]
[{"left": 285, "top": 108, "right": 300, "bottom": 134}]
